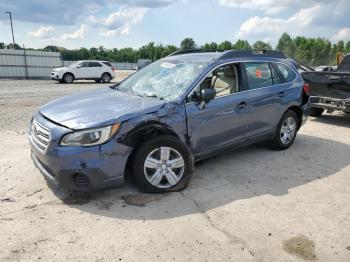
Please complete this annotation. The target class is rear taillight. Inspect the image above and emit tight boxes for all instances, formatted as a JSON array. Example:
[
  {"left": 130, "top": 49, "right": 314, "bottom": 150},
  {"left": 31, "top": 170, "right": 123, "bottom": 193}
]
[
  {"left": 112, "top": 67, "right": 116, "bottom": 72},
  {"left": 303, "top": 83, "right": 310, "bottom": 95}
]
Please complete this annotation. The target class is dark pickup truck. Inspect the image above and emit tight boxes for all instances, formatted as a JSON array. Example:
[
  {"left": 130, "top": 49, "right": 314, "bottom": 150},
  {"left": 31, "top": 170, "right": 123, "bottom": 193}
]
[{"left": 301, "top": 54, "right": 350, "bottom": 116}]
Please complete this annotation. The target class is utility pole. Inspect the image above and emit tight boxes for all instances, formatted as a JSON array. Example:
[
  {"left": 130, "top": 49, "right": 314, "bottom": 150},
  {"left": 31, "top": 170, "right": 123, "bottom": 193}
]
[{"left": 5, "top": 11, "right": 15, "bottom": 49}]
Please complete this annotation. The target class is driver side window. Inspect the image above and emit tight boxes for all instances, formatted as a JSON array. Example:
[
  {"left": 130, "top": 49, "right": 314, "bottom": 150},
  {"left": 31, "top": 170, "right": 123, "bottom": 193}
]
[
  {"left": 211, "top": 65, "right": 239, "bottom": 97},
  {"left": 189, "top": 63, "right": 239, "bottom": 102}
]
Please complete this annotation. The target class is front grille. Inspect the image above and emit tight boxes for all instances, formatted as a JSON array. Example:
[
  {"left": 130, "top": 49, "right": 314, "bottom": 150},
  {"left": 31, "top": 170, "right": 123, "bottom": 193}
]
[{"left": 31, "top": 120, "right": 51, "bottom": 153}]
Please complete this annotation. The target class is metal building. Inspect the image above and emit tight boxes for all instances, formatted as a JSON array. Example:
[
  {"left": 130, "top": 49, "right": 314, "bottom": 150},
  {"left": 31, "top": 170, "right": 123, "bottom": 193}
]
[{"left": 0, "top": 49, "right": 63, "bottom": 79}]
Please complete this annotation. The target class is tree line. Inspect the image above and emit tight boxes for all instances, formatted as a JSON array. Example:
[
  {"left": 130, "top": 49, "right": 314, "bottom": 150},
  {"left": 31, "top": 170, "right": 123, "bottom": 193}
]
[{"left": 1, "top": 33, "right": 349, "bottom": 66}]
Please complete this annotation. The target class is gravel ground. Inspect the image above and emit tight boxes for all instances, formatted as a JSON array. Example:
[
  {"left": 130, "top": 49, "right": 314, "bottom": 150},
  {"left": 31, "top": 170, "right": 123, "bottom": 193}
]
[{"left": 0, "top": 76, "right": 349, "bottom": 262}]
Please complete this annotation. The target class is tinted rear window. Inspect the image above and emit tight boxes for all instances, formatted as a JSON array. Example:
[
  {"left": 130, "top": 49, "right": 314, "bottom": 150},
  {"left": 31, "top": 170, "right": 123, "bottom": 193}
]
[{"left": 102, "top": 62, "right": 112, "bottom": 67}]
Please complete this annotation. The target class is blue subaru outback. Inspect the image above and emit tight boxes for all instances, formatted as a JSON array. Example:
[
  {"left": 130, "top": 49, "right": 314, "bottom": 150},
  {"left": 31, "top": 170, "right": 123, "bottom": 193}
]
[{"left": 29, "top": 50, "right": 309, "bottom": 193}]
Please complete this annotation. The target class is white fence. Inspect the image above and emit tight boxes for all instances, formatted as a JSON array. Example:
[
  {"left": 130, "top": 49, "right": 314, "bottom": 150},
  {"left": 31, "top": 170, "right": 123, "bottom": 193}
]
[{"left": 0, "top": 49, "right": 63, "bottom": 79}]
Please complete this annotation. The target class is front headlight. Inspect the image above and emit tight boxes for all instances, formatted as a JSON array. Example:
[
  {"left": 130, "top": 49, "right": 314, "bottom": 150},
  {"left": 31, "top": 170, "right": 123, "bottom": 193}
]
[{"left": 60, "top": 123, "right": 120, "bottom": 146}]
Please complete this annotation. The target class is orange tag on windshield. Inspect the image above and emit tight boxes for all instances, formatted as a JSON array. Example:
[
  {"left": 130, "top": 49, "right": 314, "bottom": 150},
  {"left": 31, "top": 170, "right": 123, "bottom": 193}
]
[{"left": 256, "top": 70, "right": 262, "bottom": 78}]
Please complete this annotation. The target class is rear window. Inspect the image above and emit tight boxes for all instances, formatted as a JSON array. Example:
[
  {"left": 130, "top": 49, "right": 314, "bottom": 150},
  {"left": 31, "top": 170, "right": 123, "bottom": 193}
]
[
  {"left": 244, "top": 62, "right": 273, "bottom": 90},
  {"left": 276, "top": 63, "right": 296, "bottom": 82},
  {"left": 102, "top": 62, "right": 112, "bottom": 67}
]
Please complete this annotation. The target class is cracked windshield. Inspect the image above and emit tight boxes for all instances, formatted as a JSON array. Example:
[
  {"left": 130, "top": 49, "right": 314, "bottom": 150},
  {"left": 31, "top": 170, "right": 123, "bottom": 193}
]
[{"left": 117, "top": 60, "right": 206, "bottom": 100}]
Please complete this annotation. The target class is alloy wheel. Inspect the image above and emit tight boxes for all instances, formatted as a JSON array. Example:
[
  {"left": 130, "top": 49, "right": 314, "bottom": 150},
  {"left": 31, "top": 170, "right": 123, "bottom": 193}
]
[
  {"left": 143, "top": 146, "right": 185, "bottom": 189},
  {"left": 102, "top": 74, "right": 110, "bottom": 82},
  {"left": 280, "top": 116, "right": 296, "bottom": 145},
  {"left": 65, "top": 74, "right": 73, "bottom": 83}
]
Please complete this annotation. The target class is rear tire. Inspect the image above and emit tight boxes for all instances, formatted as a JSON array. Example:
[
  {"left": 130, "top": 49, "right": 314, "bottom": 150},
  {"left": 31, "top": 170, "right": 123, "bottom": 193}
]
[
  {"left": 101, "top": 73, "right": 111, "bottom": 83},
  {"left": 133, "top": 135, "right": 193, "bottom": 193},
  {"left": 309, "top": 107, "right": 324, "bottom": 117},
  {"left": 270, "top": 110, "right": 298, "bottom": 150},
  {"left": 63, "top": 73, "right": 74, "bottom": 84}
]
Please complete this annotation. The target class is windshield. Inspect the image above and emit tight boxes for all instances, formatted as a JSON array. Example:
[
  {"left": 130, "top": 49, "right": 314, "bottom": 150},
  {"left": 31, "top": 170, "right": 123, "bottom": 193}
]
[
  {"left": 69, "top": 62, "right": 81, "bottom": 68},
  {"left": 117, "top": 59, "right": 207, "bottom": 100}
]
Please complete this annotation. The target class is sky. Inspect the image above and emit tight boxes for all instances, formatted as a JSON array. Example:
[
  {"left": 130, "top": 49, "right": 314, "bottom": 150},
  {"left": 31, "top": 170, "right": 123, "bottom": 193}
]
[{"left": 0, "top": 0, "right": 350, "bottom": 49}]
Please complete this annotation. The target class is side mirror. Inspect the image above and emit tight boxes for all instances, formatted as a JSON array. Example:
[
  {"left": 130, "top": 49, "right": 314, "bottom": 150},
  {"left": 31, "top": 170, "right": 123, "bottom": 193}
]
[{"left": 201, "top": 88, "right": 216, "bottom": 102}]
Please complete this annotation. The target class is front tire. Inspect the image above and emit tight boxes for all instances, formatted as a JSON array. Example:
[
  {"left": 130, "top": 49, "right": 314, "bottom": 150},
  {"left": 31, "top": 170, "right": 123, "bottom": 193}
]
[
  {"left": 63, "top": 73, "right": 74, "bottom": 84},
  {"left": 101, "top": 73, "right": 111, "bottom": 83},
  {"left": 270, "top": 110, "right": 298, "bottom": 150},
  {"left": 133, "top": 135, "right": 193, "bottom": 193},
  {"left": 309, "top": 107, "right": 324, "bottom": 117}
]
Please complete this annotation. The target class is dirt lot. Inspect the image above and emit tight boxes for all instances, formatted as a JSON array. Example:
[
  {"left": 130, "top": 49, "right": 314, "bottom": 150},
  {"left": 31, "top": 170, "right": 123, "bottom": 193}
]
[{"left": 0, "top": 75, "right": 350, "bottom": 262}]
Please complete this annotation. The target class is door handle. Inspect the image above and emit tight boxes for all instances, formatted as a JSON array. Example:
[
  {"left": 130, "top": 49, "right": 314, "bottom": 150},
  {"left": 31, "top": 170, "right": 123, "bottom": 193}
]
[
  {"left": 236, "top": 101, "right": 247, "bottom": 109},
  {"left": 278, "top": 91, "right": 285, "bottom": 97}
]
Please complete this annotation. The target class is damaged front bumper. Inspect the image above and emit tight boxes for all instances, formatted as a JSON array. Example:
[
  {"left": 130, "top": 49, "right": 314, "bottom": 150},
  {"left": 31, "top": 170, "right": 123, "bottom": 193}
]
[{"left": 29, "top": 112, "right": 132, "bottom": 192}]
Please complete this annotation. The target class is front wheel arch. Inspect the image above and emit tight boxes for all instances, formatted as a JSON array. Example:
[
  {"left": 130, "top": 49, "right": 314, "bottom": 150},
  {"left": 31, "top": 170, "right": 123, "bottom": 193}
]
[{"left": 120, "top": 123, "right": 180, "bottom": 148}]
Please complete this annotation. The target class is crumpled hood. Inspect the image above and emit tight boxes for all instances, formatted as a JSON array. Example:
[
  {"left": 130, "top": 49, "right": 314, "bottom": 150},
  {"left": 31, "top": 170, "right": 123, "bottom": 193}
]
[{"left": 39, "top": 87, "right": 165, "bottom": 129}]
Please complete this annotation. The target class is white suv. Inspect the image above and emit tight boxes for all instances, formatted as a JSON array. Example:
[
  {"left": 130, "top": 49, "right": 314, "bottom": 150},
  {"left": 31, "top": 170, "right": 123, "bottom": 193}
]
[{"left": 51, "top": 60, "right": 116, "bottom": 83}]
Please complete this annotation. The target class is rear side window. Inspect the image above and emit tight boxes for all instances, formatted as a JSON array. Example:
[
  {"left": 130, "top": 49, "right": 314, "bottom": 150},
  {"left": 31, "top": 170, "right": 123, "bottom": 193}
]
[
  {"left": 244, "top": 62, "right": 272, "bottom": 90},
  {"left": 270, "top": 64, "right": 283, "bottom": 85},
  {"left": 102, "top": 62, "right": 112, "bottom": 67},
  {"left": 275, "top": 63, "right": 296, "bottom": 82},
  {"left": 89, "top": 62, "right": 102, "bottom": 67}
]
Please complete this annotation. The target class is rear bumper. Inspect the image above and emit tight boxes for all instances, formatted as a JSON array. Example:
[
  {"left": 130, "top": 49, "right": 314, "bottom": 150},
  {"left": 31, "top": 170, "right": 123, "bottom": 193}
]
[{"left": 310, "top": 96, "right": 350, "bottom": 112}]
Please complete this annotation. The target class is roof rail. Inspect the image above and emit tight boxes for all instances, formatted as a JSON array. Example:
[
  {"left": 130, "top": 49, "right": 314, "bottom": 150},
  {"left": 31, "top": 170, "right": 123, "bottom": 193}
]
[
  {"left": 168, "top": 49, "right": 207, "bottom": 56},
  {"left": 219, "top": 49, "right": 287, "bottom": 59}
]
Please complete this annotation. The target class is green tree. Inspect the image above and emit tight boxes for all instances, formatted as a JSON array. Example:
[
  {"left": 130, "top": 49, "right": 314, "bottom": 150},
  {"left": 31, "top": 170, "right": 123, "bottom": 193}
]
[
  {"left": 218, "top": 40, "right": 232, "bottom": 50},
  {"left": 253, "top": 41, "right": 272, "bottom": 50},
  {"left": 276, "top": 33, "right": 295, "bottom": 57},
  {"left": 0, "top": 42, "right": 6, "bottom": 49},
  {"left": 345, "top": 41, "right": 350, "bottom": 54},
  {"left": 180, "top": 38, "right": 196, "bottom": 50},
  {"left": 232, "top": 39, "right": 251, "bottom": 50},
  {"left": 43, "top": 45, "right": 62, "bottom": 52},
  {"left": 7, "top": 43, "right": 22, "bottom": 49}
]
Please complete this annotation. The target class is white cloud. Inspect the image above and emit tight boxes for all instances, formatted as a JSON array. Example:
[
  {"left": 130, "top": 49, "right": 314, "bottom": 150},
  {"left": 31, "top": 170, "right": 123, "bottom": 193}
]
[
  {"left": 217, "top": 0, "right": 293, "bottom": 14},
  {"left": 29, "top": 26, "right": 55, "bottom": 38},
  {"left": 59, "top": 24, "right": 88, "bottom": 40},
  {"left": 90, "top": 6, "right": 147, "bottom": 36},
  {"left": 237, "top": 5, "right": 320, "bottom": 38},
  {"left": 217, "top": 0, "right": 331, "bottom": 14},
  {"left": 333, "top": 28, "right": 350, "bottom": 41}
]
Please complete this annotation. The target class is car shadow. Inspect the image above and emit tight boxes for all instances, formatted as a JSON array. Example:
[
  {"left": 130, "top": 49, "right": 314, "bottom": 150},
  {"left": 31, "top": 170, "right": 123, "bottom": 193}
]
[
  {"left": 49, "top": 134, "right": 350, "bottom": 220},
  {"left": 310, "top": 112, "right": 350, "bottom": 128}
]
